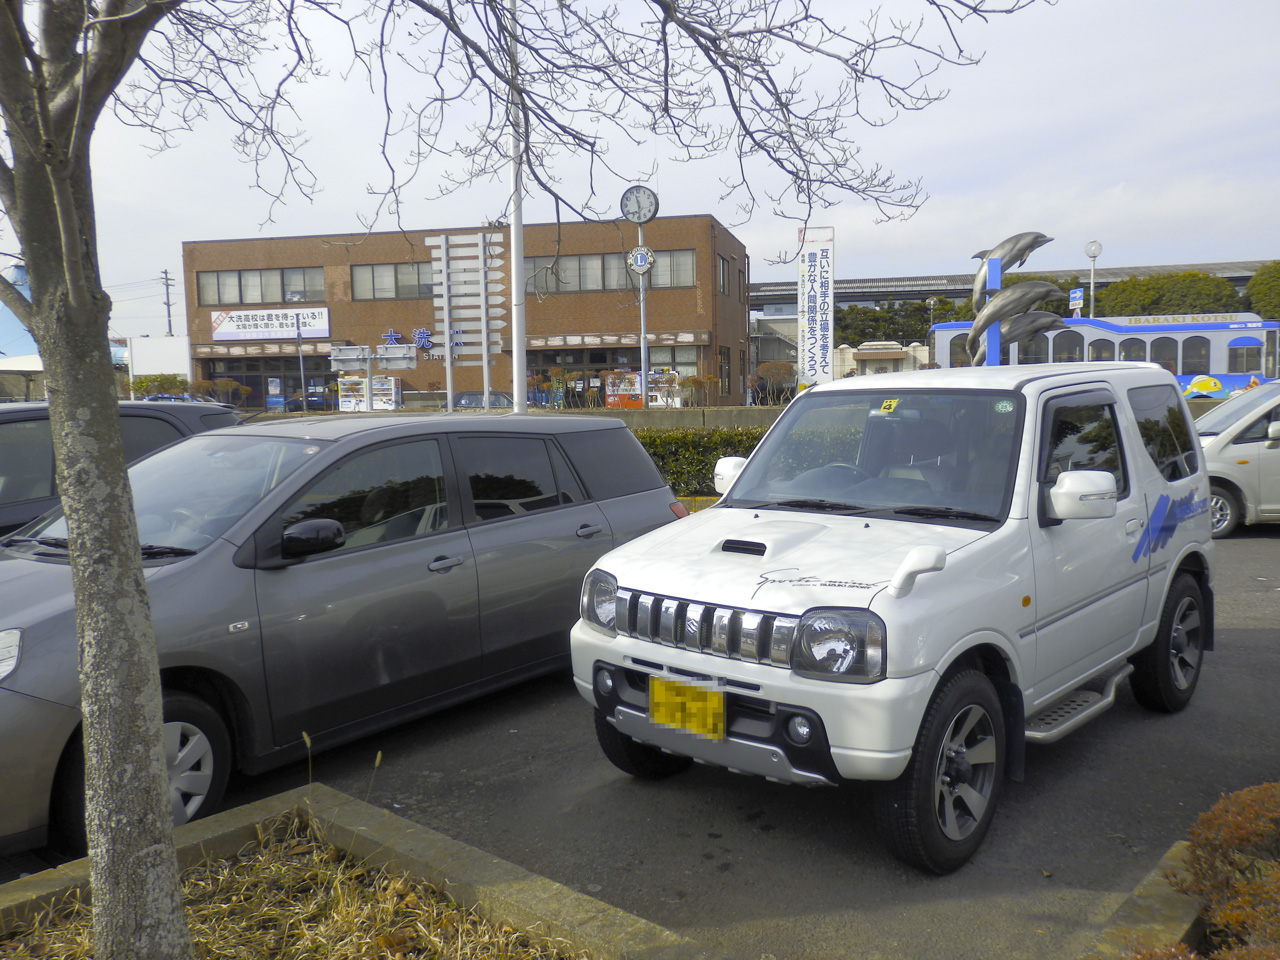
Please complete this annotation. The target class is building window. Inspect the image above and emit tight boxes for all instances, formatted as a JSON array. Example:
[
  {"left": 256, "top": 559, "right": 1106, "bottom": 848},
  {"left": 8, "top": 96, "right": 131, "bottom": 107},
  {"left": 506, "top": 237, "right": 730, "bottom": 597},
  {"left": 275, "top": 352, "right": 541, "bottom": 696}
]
[
  {"left": 352, "top": 263, "right": 434, "bottom": 300},
  {"left": 525, "top": 250, "right": 695, "bottom": 294},
  {"left": 718, "top": 256, "right": 730, "bottom": 295},
  {"left": 719, "top": 345, "right": 731, "bottom": 394},
  {"left": 738, "top": 269, "right": 746, "bottom": 302},
  {"left": 197, "top": 267, "right": 324, "bottom": 306}
]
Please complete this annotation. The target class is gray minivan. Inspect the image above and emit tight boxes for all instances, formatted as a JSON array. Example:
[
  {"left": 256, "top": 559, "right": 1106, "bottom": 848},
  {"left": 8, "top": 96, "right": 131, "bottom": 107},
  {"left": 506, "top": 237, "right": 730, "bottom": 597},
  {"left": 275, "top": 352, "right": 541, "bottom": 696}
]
[{"left": 0, "top": 413, "right": 685, "bottom": 853}]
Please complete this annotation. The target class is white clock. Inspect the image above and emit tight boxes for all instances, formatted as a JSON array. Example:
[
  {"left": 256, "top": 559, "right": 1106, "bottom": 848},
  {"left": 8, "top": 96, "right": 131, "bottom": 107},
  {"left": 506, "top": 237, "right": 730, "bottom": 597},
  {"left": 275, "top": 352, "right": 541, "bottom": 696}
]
[{"left": 620, "top": 185, "right": 659, "bottom": 224}]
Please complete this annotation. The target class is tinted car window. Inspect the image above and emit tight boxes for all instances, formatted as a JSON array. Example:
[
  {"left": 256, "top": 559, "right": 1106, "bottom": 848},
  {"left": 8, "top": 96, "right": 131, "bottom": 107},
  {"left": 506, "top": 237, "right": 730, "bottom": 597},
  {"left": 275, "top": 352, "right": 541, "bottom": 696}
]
[
  {"left": 1042, "top": 402, "right": 1129, "bottom": 498},
  {"left": 557, "top": 428, "right": 665, "bottom": 500},
  {"left": 1233, "top": 401, "right": 1280, "bottom": 443},
  {"left": 0, "top": 419, "right": 54, "bottom": 506},
  {"left": 456, "top": 435, "right": 568, "bottom": 520},
  {"left": 280, "top": 440, "right": 449, "bottom": 551},
  {"left": 120, "top": 417, "right": 186, "bottom": 462},
  {"left": 1127, "top": 384, "right": 1198, "bottom": 480}
]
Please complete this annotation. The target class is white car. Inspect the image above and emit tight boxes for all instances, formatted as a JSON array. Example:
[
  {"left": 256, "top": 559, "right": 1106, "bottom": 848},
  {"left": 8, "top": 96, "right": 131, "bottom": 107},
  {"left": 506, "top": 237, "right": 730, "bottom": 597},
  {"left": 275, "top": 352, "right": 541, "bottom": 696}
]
[
  {"left": 1194, "top": 380, "right": 1280, "bottom": 537},
  {"left": 572, "top": 363, "right": 1214, "bottom": 873}
]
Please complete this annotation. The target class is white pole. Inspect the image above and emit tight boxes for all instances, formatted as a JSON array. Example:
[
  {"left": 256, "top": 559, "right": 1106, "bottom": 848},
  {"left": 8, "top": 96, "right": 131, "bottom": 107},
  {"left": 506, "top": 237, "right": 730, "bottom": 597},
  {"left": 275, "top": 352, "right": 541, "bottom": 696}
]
[
  {"left": 508, "top": 0, "right": 527, "bottom": 413},
  {"left": 638, "top": 222, "right": 648, "bottom": 410}
]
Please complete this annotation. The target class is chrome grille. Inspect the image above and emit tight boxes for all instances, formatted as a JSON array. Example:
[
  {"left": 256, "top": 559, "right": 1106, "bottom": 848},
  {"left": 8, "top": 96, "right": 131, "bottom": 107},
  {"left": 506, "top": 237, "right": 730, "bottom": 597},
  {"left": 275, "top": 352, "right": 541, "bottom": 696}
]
[{"left": 615, "top": 588, "right": 796, "bottom": 666}]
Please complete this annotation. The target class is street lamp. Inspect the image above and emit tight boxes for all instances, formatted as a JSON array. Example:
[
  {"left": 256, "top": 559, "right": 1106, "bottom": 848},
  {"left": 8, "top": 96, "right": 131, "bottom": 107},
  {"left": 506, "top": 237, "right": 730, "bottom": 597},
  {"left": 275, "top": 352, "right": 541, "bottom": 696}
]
[{"left": 1084, "top": 240, "right": 1103, "bottom": 319}]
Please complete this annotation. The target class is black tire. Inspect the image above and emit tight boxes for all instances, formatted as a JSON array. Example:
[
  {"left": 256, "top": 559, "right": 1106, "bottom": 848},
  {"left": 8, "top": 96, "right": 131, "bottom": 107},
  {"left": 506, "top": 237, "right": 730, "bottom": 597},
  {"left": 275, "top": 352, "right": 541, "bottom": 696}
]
[
  {"left": 594, "top": 709, "right": 693, "bottom": 780},
  {"left": 1129, "top": 574, "right": 1205, "bottom": 713},
  {"left": 873, "top": 671, "right": 1005, "bottom": 874},
  {"left": 48, "top": 691, "right": 231, "bottom": 855},
  {"left": 1208, "top": 484, "right": 1240, "bottom": 538}
]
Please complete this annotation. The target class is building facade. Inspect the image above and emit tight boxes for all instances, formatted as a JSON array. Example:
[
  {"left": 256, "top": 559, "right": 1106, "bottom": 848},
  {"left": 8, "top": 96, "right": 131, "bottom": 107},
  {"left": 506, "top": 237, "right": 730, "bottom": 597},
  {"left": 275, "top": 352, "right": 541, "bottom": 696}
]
[{"left": 181, "top": 214, "right": 750, "bottom": 409}]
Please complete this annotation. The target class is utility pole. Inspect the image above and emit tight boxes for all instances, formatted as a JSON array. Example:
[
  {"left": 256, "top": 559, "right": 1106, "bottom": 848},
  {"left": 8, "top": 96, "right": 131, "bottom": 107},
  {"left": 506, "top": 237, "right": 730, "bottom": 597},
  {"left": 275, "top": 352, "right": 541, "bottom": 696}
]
[{"left": 160, "top": 269, "right": 175, "bottom": 336}]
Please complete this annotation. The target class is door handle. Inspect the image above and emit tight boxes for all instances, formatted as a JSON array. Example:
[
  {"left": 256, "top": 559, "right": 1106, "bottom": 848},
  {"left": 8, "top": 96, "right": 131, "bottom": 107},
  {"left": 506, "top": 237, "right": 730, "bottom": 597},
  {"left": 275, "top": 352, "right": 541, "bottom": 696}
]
[
  {"left": 1126, "top": 518, "right": 1144, "bottom": 535},
  {"left": 427, "top": 555, "right": 465, "bottom": 572},
  {"left": 576, "top": 524, "right": 604, "bottom": 538}
]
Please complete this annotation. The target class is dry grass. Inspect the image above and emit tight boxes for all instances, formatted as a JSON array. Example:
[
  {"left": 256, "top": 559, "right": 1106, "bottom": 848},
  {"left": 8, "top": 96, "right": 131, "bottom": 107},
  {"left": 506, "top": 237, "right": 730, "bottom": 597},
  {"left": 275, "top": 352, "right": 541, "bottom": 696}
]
[{"left": 0, "top": 809, "right": 592, "bottom": 960}]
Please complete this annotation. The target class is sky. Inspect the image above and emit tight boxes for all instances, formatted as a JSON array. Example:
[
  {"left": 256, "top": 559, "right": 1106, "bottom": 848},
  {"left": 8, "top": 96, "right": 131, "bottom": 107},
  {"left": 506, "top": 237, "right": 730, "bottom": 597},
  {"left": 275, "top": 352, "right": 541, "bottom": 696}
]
[{"left": 9, "top": 0, "right": 1280, "bottom": 345}]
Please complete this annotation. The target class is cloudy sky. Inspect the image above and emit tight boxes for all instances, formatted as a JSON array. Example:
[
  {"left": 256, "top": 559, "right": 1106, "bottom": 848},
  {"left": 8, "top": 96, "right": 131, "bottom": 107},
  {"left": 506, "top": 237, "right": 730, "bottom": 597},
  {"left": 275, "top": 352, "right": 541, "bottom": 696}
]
[{"left": 42, "top": 0, "right": 1280, "bottom": 340}]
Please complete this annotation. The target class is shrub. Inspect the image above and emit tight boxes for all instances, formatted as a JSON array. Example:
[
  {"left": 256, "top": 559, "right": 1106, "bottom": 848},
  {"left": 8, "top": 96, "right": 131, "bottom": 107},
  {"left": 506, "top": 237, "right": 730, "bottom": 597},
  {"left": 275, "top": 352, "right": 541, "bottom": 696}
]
[{"left": 633, "top": 426, "right": 768, "bottom": 497}]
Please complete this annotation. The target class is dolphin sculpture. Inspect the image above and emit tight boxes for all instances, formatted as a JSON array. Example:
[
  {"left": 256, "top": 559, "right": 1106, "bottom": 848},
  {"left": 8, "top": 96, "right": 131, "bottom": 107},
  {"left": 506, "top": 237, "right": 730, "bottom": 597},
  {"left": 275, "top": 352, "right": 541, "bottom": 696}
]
[
  {"left": 972, "top": 311, "right": 1068, "bottom": 365},
  {"left": 970, "top": 232, "right": 1054, "bottom": 308},
  {"left": 966, "top": 280, "right": 1067, "bottom": 359}
]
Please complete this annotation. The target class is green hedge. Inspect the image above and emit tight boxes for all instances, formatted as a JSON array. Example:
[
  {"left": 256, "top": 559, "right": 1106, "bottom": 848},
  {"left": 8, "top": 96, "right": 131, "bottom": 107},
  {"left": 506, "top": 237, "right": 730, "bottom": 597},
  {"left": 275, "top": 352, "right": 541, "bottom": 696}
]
[{"left": 633, "top": 426, "right": 769, "bottom": 497}]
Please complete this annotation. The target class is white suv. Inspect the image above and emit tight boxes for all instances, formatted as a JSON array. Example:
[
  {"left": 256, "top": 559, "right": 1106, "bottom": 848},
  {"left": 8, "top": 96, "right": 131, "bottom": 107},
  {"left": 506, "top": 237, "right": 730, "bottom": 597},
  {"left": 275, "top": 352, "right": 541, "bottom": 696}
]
[{"left": 572, "top": 363, "right": 1214, "bottom": 873}]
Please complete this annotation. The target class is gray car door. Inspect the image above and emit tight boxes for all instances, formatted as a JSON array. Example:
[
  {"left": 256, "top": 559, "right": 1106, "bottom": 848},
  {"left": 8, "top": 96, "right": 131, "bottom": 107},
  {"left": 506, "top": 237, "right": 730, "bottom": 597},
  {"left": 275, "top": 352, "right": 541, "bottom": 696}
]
[
  {"left": 255, "top": 437, "right": 481, "bottom": 746},
  {"left": 451, "top": 433, "right": 613, "bottom": 678}
]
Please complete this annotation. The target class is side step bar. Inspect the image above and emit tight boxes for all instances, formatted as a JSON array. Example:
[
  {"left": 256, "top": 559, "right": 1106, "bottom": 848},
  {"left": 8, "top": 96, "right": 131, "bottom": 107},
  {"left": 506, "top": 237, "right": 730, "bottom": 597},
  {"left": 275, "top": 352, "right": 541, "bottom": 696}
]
[{"left": 1025, "top": 664, "right": 1134, "bottom": 743}]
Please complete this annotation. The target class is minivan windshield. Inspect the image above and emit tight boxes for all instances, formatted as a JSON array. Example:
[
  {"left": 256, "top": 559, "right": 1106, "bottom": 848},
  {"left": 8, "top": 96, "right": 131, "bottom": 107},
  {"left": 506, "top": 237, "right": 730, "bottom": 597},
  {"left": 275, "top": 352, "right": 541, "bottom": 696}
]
[
  {"left": 725, "top": 388, "right": 1024, "bottom": 524},
  {"left": 1193, "top": 381, "right": 1280, "bottom": 437},
  {"left": 17, "top": 434, "right": 325, "bottom": 553}
]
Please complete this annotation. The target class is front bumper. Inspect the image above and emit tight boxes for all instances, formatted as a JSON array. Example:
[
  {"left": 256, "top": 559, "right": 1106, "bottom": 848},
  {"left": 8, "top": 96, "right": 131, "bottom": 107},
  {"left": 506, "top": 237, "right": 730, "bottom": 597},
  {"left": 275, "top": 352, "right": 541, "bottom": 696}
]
[
  {"left": 571, "top": 621, "right": 937, "bottom": 783},
  {"left": 0, "top": 687, "right": 81, "bottom": 853}
]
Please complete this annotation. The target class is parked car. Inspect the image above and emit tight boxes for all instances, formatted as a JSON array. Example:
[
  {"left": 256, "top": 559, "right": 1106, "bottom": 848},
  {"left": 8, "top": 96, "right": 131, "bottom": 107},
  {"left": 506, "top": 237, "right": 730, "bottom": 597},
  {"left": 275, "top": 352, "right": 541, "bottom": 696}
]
[
  {"left": 1194, "top": 379, "right": 1280, "bottom": 537},
  {"left": 0, "top": 413, "right": 685, "bottom": 853},
  {"left": 572, "top": 362, "right": 1214, "bottom": 873},
  {"left": 0, "top": 401, "right": 242, "bottom": 536},
  {"left": 452, "top": 391, "right": 514, "bottom": 409}
]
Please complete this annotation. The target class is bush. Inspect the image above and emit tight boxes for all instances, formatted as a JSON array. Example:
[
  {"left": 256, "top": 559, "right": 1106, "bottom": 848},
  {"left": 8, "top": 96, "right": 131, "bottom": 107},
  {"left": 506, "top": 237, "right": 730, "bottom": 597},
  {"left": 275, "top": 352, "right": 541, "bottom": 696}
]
[{"left": 633, "top": 426, "right": 768, "bottom": 497}]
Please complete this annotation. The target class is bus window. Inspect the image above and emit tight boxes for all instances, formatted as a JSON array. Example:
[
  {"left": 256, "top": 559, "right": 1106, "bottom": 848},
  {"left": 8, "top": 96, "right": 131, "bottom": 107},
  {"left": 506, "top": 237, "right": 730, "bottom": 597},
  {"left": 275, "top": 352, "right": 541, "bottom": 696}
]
[
  {"left": 1120, "top": 338, "right": 1147, "bottom": 362},
  {"left": 1151, "top": 337, "right": 1178, "bottom": 374},
  {"left": 949, "top": 335, "right": 971, "bottom": 368},
  {"left": 1229, "top": 337, "right": 1263, "bottom": 373},
  {"left": 1089, "top": 339, "right": 1116, "bottom": 361},
  {"left": 1183, "top": 336, "right": 1210, "bottom": 375},
  {"left": 1020, "top": 332, "right": 1049, "bottom": 364},
  {"left": 1052, "top": 330, "right": 1083, "bottom": 362}
]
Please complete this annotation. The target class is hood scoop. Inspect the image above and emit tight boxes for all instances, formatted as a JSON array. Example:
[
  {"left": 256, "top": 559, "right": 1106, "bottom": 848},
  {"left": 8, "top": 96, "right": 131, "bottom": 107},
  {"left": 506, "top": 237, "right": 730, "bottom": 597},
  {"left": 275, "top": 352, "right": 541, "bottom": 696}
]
[{"left": 721, "top": 539, "right": 767, "bottom": 556}]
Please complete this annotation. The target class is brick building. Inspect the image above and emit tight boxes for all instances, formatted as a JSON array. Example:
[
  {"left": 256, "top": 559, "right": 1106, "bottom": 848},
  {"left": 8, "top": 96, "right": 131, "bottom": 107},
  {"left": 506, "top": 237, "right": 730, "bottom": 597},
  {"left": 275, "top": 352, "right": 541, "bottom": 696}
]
[{"left": 181, "top": 214, "right": 750, "bottom": 408}]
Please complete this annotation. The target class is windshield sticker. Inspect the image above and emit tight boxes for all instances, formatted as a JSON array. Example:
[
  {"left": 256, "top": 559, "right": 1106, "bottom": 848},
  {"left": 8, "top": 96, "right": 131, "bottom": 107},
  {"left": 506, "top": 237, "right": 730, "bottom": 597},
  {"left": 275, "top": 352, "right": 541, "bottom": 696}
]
[
  {"left": 880, "top": 398, "right": 899, "bottom": 412},
  {"left": 753, "top": 568, "right": 877, "bottom": 599},
  {"left": 1132, "top": 489, "right": 1209, "bottom": 562},
  {"left": 995, "top": 400, "right": 1015, "bottom": 414}
]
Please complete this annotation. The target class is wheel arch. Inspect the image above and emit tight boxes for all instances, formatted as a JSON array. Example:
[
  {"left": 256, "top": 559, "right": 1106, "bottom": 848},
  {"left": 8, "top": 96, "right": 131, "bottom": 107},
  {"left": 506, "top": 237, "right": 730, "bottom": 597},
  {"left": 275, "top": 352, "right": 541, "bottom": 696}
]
[
  {"left": 934, "top": 643, "right": 1026, "bottom": 783},
  {"left": 158, "top": 666, "right": 252, "bottom": 775},
  {"left": 1208, "top": 475, "right": 1249, "bottom": 524},
  {"left": 1163, "top": 554, "right": 1215, "bottom": 652}
]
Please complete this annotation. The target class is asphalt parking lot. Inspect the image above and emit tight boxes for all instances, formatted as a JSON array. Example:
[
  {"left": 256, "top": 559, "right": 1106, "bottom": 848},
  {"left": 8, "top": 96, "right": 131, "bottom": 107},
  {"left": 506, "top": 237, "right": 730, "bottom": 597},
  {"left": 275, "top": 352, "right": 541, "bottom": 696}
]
[{"left": 6, "top": 528, "right": 1279, "bottom": 960}]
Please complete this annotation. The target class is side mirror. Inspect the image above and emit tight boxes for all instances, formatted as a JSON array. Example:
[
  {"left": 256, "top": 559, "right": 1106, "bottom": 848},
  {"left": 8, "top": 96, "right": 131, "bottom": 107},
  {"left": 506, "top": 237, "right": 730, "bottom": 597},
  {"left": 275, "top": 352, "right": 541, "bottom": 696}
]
[
  {"left": 1046, "top": 470, "right": 1117, "bottom": 521},
  {"left": 281, "top": 518, "right": 346, "bottom": 558},
  {"left": 713, "top": 456, "right": 747, "bottom": 495},
  {"left": 1267, "top": 420, "right": 1280, "bottom": 442}
]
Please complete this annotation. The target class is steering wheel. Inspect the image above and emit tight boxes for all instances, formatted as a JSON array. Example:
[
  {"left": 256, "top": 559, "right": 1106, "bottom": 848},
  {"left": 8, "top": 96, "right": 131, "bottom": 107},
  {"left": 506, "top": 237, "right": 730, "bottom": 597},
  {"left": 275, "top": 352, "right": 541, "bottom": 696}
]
[
  {"left": 823, "top": 462, "right": 870, "bottom": 481},
  {"left": 165, "top": 507, "right": 214, "bottom": 544}
]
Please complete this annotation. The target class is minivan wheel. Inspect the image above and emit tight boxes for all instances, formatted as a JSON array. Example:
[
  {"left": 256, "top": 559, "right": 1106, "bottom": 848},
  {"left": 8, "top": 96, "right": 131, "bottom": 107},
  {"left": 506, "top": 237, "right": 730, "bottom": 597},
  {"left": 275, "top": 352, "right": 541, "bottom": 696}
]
[
  {"left": 873, "top": 671, "right": 1005, "bottom": 874},
  {"left": 594, "top": 709, "right": 693, "bottom": 780},
  {"left": 1208, "top": 484, "right": 1240, "bottom": 538},
  {"left": 48, "top": 691, "right": 232, "bottom": 855},
  {"left": 1129, "top": 573, "right": 1205, "bottom": 713}
]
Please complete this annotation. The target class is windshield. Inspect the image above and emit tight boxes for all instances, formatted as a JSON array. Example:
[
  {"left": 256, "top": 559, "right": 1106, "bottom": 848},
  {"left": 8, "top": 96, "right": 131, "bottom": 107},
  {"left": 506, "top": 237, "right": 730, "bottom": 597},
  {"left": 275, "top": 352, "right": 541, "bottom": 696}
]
[
  {"left": 725, "top": 388, "right": 1024, "bottom": 523},
  {"left": 19, "top": 434, "right": 326, "bottom": 553},
  {"left": 1193, "top": 382, "right": 1280, "bottom": 436}
]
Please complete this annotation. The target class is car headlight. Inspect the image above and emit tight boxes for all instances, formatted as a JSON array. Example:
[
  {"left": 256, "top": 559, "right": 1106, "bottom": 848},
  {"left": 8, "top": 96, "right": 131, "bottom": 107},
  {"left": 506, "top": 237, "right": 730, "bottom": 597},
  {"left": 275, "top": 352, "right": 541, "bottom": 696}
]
[
  {"left": 0, "top": 629, "right": 20, "bottom": 683},
  {"left": 792, "top": 609, "right": 885, "bottom": 683},
  {"left": 580, "top": 570, "right": 618, "bottom": 637}
]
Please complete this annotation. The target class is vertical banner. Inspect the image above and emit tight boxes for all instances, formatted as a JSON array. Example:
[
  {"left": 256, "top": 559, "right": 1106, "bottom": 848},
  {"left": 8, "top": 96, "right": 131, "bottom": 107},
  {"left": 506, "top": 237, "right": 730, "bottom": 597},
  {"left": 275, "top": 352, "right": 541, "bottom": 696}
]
[{"left": 797, "top": 227, "right": 835, "bottom": 388}]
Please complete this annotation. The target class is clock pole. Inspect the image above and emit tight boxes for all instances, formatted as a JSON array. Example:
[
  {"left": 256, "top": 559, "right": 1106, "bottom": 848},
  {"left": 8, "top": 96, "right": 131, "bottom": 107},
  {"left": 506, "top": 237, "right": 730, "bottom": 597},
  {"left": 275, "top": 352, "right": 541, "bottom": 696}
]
[
  {"left": 638, "top": 221, "right": 648, "bottom": 409},
  {"left": 620, "top": 185, "right": 659, "bottom": 411}
]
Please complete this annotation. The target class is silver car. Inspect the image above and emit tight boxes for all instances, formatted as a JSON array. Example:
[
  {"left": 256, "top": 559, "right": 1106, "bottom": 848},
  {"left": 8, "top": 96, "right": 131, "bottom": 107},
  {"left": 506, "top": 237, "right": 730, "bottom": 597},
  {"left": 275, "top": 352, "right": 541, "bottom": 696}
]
[
  {"left": 0, "top": 413, "right": 685, "bottom": 853},
  {"left": 1195, "top": 380, "right": 1280, "bottom": 537}
]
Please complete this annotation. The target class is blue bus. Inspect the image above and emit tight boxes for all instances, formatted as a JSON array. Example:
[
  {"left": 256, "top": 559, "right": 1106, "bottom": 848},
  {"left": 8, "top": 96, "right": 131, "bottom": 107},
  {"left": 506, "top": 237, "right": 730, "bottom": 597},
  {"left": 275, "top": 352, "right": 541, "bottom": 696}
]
[{"left": 932, "top": 312, "right": 1279, "bottom": 398}]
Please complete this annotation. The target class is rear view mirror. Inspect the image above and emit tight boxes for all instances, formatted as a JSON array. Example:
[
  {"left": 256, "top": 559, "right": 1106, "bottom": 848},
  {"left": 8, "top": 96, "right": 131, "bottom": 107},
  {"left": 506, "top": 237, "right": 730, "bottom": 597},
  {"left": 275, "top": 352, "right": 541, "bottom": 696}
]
[{"left": 1046, "top": 470, "right": 1118, "bottom": 521}]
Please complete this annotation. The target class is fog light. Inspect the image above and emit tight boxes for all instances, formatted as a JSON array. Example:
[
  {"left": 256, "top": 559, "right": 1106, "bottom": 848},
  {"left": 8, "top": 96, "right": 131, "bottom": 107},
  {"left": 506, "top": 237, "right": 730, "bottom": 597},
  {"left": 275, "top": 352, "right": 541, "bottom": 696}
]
[
  {"left": 595, "top": 668, "right": 615, "bottom": 696},
  {"left": 787, "top": 714, "right": 813, "bottom": 744}
]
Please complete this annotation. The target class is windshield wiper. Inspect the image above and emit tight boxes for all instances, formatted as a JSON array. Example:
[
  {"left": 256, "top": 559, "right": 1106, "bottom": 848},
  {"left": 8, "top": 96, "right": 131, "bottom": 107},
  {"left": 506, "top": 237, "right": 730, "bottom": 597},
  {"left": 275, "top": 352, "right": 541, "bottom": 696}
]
[
  {"left": 893, "top": 506, "right": 999, "bottom": 523},
  {"left": 766, "top": 498, "right": 872, "bottom": 515},
  {"left": 139, "top": 543, "right": 198, "bottom": 558}
]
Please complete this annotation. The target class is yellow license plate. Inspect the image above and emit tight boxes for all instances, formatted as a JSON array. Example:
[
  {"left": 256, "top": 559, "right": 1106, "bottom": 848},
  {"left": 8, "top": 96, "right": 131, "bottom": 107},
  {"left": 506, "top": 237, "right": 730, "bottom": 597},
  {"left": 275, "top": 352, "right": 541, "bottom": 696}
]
[{"left": 649, "top": 676, "right": 725, "bottom": 739}]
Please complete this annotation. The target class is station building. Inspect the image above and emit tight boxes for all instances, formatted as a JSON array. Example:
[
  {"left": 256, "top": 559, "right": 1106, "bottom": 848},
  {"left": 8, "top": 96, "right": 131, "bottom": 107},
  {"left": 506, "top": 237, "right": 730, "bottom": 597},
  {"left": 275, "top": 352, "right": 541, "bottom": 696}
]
[{"left": 181, "top": 214, "right": 750, "bottom": 408}]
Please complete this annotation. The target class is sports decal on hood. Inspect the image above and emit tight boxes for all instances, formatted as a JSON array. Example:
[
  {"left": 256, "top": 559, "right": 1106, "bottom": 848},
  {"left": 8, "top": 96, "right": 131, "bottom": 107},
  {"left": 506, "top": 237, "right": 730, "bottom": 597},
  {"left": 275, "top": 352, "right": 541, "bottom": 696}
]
[
  {"left": 753, "top": 568, "right": 879, "bottom": 600},
  {"left": 1132, "top": 489, "right": 1209, "bottom": 563}
]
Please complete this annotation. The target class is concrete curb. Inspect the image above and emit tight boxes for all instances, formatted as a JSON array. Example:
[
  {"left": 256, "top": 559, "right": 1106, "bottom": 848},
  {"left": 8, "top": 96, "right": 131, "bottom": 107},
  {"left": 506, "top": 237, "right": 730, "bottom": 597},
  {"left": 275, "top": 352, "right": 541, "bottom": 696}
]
[
  {"left": 0, "top": 784, "right": 731, "bottom": 960},
  {"left": 1081, "top": 840, "right": 1205, "bottom": 958}
]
